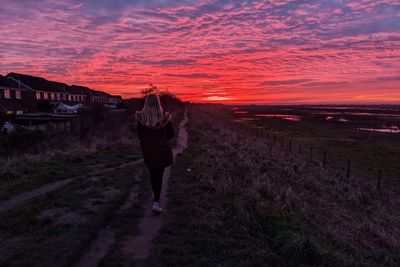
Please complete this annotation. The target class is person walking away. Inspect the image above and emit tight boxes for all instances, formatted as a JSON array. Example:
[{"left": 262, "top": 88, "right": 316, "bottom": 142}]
[{"left": 135, "top": 94, "right": 174, "bottom": 214}]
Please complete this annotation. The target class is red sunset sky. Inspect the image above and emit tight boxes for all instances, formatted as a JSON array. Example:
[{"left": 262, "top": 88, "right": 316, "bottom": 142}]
[{"left": 0, "top": 0, "right": 399, "bottom": 104}]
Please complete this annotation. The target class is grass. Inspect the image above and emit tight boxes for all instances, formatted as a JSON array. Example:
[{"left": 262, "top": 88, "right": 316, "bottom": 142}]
[
  {"left": 0, "top": 108, "right": 185, "bottom": 267},
  {"left": 0, "top": 162, "right": 147, "bottom": 267},
  {"left": 3, "top": 105, "right": 397, "bottom": 266},
  {"left": 145, "top": 106, "right": 400, "bottom": 267},
  {"left": 231, "top": 107, "right": 400, "bottom": 185},
  {"left": 0, "top": 141, "right": 142, "bottom": 201},
  {"left": 95, "top": 109, "right": 185, "bottom": 267}
]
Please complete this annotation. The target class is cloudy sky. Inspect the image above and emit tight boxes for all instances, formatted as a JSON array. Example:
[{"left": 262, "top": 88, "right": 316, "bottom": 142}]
[{"left": 0, "top": 0, "right": 399, "bottom": 103}]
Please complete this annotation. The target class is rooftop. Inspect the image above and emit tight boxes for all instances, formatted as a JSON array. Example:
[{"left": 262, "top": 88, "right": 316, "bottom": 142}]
[
  {"left": 0, "top": 74, "right": 22, "bottom": 88},
  {"left": 4, "top": 73, "right": 121, "bottom": 99}
]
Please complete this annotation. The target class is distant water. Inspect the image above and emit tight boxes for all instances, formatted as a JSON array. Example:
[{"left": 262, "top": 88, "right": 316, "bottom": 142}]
[
  {"left": 230, "top": 106, "right": 400, "bottom": 134},
  {"left": 255, "top": 114, "right": 301, "bottom": 121},
  {"left": 358, "top": 126, "right": 400, "bottom": 133}
]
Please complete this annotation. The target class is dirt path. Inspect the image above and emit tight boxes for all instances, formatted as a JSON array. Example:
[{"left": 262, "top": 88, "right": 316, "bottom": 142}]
[
  {"left": 121, "top": 109, "right": 189, "bottom": 266},
  {"left": 73, "top": 109, "right": 189, "bottom": 267},
  {"left": 73, "top": 188, "right": 140, "bottom": 267},
  {"left": 0, "top": 159, "right": 143, "bottom": 215}
]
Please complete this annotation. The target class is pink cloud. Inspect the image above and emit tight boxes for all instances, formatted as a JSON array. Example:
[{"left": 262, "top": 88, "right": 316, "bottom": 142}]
[{"left": 0, "top": 0, "right": 399, "bottom": 103}]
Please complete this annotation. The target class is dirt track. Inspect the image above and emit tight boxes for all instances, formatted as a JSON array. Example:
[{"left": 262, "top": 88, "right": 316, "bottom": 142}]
[{"left": 74, "top": 109, "right": 189, "bottom": 267}]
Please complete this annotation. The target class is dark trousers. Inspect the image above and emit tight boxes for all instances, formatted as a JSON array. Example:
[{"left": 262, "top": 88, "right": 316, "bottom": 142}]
[{"left": 149, "top": 168, "right": 165, "bottom": 202}]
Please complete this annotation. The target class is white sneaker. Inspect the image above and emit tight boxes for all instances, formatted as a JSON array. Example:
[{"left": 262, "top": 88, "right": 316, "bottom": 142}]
[{"left": 152, "top": 202, "right": 163, "bottom": 214}]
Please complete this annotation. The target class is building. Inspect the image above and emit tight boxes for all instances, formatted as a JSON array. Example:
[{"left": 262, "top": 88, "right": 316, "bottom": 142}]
[
  {"left": 69, "top": 85, "right": 122, "bottom": 105},
  {"left": 0, "top": 74, "right": 35, "bottom": 115},
  {"left": 5, "top": 73, "right": 123, "bottom": 109},
  {"left": 7, "top": 73, "right": 88, "bottom": 105}
]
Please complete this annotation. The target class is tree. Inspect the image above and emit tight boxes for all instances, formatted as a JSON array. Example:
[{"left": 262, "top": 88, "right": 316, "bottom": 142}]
[
  {"left": 159, "top": 91, "right": 184, "bottom": 112},
  {"left": 140, "top": 84, "right": 159, "bottom": 97},
  {"left": 139, "top": 84, "right": 184, "bottom": 111}
]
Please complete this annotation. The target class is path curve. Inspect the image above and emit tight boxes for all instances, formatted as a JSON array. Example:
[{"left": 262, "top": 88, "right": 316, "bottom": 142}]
[
  {"left": 121, "top": 109, "right": 189, "bottom": 266},
  {"left": 0, "top": 159, "right": 143, "bottom": 215}
]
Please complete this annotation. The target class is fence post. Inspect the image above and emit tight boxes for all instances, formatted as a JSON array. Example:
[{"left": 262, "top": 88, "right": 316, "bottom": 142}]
[
  {"left": 377, "top": 169, "right": 382, "bottom": 192},
  {"left": 346, "top": 160, "right": 351, "bottom": 179}
]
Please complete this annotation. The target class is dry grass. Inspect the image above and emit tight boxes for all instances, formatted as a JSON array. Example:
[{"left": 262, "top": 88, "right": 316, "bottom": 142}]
[
  {"left": 200, "top": 106, "right": 400, "bottom": 262},
  {"left": 147, "top": 105, "right": 400, "bottom": 266}
]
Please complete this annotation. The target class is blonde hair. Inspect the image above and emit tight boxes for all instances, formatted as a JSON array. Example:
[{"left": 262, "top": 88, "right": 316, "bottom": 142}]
[{"left": 139, "top": 94, "right": 165, "bottom": 127}]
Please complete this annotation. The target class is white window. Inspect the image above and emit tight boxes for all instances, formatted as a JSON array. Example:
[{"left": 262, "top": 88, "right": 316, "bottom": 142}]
[
  {"left": 16, "top": 110, "right": 23, "bottom": 115},
  {"left": 44, "top": 92, "right": 49, "bottom": 100},
  {"left": 6, "top": 110, "right": 13, "bottom": 115},
  {"left": 4, "top": 89, "right": 10, "bottom": 99},
  {"left": 15, "top": 90, "right": 22, "bottom": 99},
  {"left": 36, "top": 92, "right": 41, "bottom": 99}
]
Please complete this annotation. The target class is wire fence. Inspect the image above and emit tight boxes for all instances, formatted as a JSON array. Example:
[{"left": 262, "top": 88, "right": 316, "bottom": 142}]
[
  {"left": 235, "top": 122, "right": 396, "bottom": 194},
  {"left": 194, "top": 106, "right": 397, "bottom": 195}
]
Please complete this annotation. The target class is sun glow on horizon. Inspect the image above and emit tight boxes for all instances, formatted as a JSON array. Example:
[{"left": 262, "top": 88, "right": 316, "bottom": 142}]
[{"left": 0, "top": 1, "right": 399, "bottom": 104}]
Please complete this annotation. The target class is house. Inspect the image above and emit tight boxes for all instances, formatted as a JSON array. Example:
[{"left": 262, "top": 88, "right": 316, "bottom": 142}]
[
  {"left": 1, "top": 72, "right": 124, "bottom": 133},
  {"left": 7, "top": 72, "right": 87, "bottom": 105},
  {"left": 70, "top": 85, "right": 123, "bottom": 105},
  {"left": 6, "top": 73, "right": 123, "bottom": 108},
  {"left": 0, "top": 74, "right": 35, "bottom": 115}
]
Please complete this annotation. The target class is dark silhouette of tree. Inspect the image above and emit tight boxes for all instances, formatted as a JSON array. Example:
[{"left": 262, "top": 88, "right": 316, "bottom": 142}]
[
  {"left": 139, "top": 84, "right": 184, "bottom": 111},
  {"left": 0, "top": 112, "right": 4, "bottom": 129},
  {"left": 140, "top": 84, "right": 159, "bottom": 97}
]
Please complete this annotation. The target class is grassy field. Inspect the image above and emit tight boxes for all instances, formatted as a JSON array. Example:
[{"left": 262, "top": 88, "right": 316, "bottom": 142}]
[
  {"left": 145, "top": 106, "right": 400, "bottom": 267},
  {"left": 1, "top": 106, "right": 399, "bottom": 266},
  {"left": 0, "top": 142, "right": 142, "bottom": 201},
  {"left": 0, "top": 163, "right": 147, "bottom": 267},
  {"left": 229, "top": 105, "right": 400, "bottom": 186},
  {"left": 0, "top": 110, "right": 183, "bottom": 267}
]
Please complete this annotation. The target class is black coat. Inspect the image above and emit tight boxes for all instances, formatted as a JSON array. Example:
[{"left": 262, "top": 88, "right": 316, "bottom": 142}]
[{"left": 136, "top": 120, "right": 174, "bottom": 169}]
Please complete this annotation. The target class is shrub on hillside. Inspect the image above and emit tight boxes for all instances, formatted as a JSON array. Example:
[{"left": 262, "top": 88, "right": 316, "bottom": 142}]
[{"left": 0, "top": 127, "right": 46, "bottom": 156}]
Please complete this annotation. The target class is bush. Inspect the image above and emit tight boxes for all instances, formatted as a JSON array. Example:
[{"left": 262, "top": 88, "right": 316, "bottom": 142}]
[
  {"left": 0, "top": 112, "right": 4, "bottom": 129},
  {"left": 0, "top": 128, "right": 46, "bottom": 156},
  {"left": 36, "top": 100, "right": 54, "bottom": 113}
]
